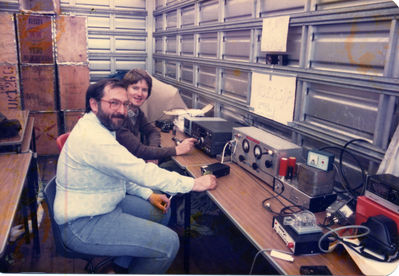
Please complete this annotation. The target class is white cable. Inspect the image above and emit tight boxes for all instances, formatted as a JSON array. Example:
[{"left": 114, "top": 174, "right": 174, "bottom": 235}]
[
  {"left": 249, "top": 248, "right": 293, "bottom": 274},
  {"left": 221, "top": 139, "right": 234, "bottom": 164}
]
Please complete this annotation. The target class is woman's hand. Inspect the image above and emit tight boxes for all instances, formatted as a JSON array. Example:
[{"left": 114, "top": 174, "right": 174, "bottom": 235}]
[{"left": 175, "top": 138, "right": 197, "bottom": 155}]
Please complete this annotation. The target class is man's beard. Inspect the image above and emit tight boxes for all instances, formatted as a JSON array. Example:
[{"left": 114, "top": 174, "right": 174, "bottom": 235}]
[{"left": 96, "top": 104, "right": 125, "bottom": 131}]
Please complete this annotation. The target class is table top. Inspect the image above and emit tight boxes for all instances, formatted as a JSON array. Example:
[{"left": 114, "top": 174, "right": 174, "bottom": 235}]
[
  {"left": 0, "top": 110, "right": 29, "bottom": 147},
  {"left": 161, "top": 130, "right": 362, "bottom": 275},
  {"left": 0, "top": 152, "right": 32, "bottom": 256}
]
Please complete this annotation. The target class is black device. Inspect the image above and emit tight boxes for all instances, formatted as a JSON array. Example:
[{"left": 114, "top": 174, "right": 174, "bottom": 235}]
[
  {"left": 365, "top": 174, "right": 399, "bottom": 213},
  {"left": 155, "top": 119, "right": 174, "bottom": 133},
  {"left": 0, "top": 112, "right": 21, "bottom": 139},
  {"left": 300, "top": 265, "right": 332, "bottom": 275},
  {"left": 200, "top": 162, "right": 230, "bottom": 178},
  {"left": 191, "top": 120, "right": 237, "bottom": 157},
  {"left": 266, "top": 54, "right": 288, "bottom": 65},
  {"left": 272, "top": 214, "right": 330, "bottom": 255},
  {"left": 361, "top": 214, "right": 398, "bottom": 260},
  {"left": 183, "top": 116, "right": 226, "bottom": 136}
]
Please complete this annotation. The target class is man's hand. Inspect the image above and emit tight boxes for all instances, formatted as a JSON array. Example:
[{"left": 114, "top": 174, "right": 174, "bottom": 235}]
[
  {"left": 192, "top": 175, "right": 217, "bottom": 192},
  {"left": 175, "top": 138, "right": 197, "bottom": 155},
  {"left": 148, "top": 193, "right": 170, "bottom": 213},
  {"left": 146, "top": 160, "right": 159, "bottom": 165}
]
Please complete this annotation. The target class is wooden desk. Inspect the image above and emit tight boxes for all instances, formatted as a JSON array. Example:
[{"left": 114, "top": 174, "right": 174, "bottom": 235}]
[
  {"left": 0, "top": 153, "right": 32, "bottom": 257},
  {"left": 0, "top": 111, "right": 40, "bottom": 263},
  {"left": 161, "top": 131, "right": 362, "bottom": 275},
  {"left": 21, "top": 117, "right": 35, "bottom": 153}
]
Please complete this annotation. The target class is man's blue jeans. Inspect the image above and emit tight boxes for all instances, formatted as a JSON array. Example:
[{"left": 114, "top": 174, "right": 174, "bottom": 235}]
[{"left": 59, "top": 194, "right": 179, "bottom": 274}]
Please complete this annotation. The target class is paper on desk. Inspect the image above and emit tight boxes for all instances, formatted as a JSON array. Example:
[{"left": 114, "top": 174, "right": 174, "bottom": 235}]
[
  {"left": 342, "top": 241, "right": 399, "bottom": 275},
  {"left": 164, "top": 104, "right": 213, "bottom": 117}
]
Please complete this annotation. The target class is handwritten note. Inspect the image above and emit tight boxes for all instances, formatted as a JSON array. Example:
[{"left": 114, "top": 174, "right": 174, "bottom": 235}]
[
  {"left": 250, "top": 72, "right": 296, "bottom": 125},
  {"left": 261, "top": 16, "right": 290, "bottom": 52}
]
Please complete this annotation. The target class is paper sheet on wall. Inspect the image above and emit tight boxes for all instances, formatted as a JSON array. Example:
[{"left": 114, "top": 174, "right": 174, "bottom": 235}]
[
  {"left": 261, "top": 16, "right": 290, "bottom": 52},
  {"left": 250, "top": 72, "right": 296, "bottom": 125}
]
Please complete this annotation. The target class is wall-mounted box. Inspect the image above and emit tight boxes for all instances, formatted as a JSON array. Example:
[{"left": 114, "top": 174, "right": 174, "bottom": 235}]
[
  {"left": 55, "top": 15, "right": 88, "bottom": 63},
  {"left": 20, "top": 64, "right": 55, "bottom": 111},
  {"left": 17, "top": 14, "right": 54, "bottom": 64},
  {"left": 0, "top": 64, "right": 21, "bottom": 111},
  {"left": 58, "top": 64, "right": 90, "bottom": 110},
  {"left": 19, "top": 0, "right": 60, "bottom": 15}
]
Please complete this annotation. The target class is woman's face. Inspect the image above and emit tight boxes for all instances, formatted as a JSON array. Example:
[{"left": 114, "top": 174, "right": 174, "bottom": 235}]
[{"left": 127, "top": 79, "right": 149, "bottom": 109}]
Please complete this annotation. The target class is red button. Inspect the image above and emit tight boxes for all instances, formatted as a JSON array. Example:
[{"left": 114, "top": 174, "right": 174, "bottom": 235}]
[{"left": 287, "top": 242, "right": 294, "bottom": 248}]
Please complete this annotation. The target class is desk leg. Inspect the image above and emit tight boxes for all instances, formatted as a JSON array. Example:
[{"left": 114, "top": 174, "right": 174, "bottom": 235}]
[
  {"left": 183, "top": 192, "right": 191, "bottom": 274},
  {"left": 21, "top": 188, "right": 30, "bottom": 244},
  {"left": 28, "top": 157, "right": 40, "bottom": 257},
  {"left": 29, "top": 127, "right": 40, "bottom": 257}
]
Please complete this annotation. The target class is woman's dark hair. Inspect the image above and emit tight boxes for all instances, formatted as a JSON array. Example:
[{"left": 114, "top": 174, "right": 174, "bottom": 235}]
[
  {"left": 123, "top": 69, "right": 153, "bottom": 97},
  {"left": 85, "top": 78, "right": 128, "bottom": 113}
]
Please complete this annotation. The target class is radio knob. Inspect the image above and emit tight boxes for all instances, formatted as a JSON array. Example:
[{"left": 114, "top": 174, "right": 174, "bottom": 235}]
[
  {"left": 198, "top": 137, "right": 204, "bottom": 146},
  {"left": 252, "top": 163, "right": 258, "bottom": 170},
  {"left": 239, "top": 155, "right": 246, "bottom": 162},
  {"left": 265, "top": 160, "right": 273, "bottom": 168}
]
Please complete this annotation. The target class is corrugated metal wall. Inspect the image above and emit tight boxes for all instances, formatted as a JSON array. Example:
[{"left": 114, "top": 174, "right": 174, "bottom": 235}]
[
  {"left": 152, "top": 0, "right": 399, "bottom": 187},
  {"left": 58, "top": 0, "right": 148, "bottom": 81}
]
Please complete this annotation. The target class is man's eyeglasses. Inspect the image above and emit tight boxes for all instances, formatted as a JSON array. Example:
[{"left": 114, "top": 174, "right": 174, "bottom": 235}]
[{"left": 100, "top": 99, "right": 130, "bottom": 110}]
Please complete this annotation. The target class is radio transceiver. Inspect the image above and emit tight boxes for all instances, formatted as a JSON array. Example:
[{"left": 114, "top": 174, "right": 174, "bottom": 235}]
[
  {"left": 231, "top": 126, "right": 303, "bottom": 187},
  {"left": 365, "top": 174, "right": 399, "bottom": 213},
  {"left": 191, "top": 120, "right": 238, "bottom": 157},
  {"left": 183, "top": 116, "right": 226, "bottom": 136}
]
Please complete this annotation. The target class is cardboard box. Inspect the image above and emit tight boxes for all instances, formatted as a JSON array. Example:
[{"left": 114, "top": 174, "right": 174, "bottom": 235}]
[
  {"left": 17, "top": 14, "right": 54, "bottom": 64},
  {"left": 19, "top": 0, "right": 61, "bottom": 15},
  {"left": 0, "top": 13, "right": 18, "bottom": 64},
  {"left": 58, "top": 64, "right": 89, "bottom": 110},
  {"left": 20, "top": 64, "right": 55, "bottom": 111},
  {"left": 63, "top": 110, "right": 84, "bottom": 132},
  {"left": 0, "top": 64, "right": 21, "bottom": 111},
  {"left": 32, "top": 111, "right": 59, "bottom": 155},
  {"left": 55, "top": 15, "right": 88, "bottom": 63}
]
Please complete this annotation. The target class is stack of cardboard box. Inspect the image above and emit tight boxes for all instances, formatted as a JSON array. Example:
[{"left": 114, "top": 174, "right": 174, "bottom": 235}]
[{"left": 7, "top": 0, "right": 89, "bottom": 155}]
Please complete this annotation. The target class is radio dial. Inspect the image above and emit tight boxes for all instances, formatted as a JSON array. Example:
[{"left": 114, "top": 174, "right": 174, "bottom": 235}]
[
  {"left": 265, "top": 160, "right": 273, "bottom": 168},
  {"left": 242, "top": 139, "right": 250, "bottom": 153},
  {"left": 239, "top": 155, "right": 246, "bottom": 162},
  {"left": 254, "top": 145, "right": 262, "bottom": 159}
]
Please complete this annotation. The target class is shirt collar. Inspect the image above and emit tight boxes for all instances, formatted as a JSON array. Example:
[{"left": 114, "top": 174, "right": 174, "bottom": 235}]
[{"left": 86, "top": 111, "right": 116, "bottom": 137}]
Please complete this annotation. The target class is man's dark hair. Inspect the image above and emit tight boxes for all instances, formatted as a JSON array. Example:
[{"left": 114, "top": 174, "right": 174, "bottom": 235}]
[
  {"left": 85, "top": 78, "right": 128, "bottom": 113},
  {"left": 123, "top": 69, "right": 153, "bottom": 97}
]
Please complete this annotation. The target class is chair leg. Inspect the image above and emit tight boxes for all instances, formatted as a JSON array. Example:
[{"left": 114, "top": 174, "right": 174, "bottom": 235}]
[
  {"left": 84, "top": 260, "right": 95, "bottom": 273},
  {"left": 94, "top": 257, "right": 114, "bottom": 273}
]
